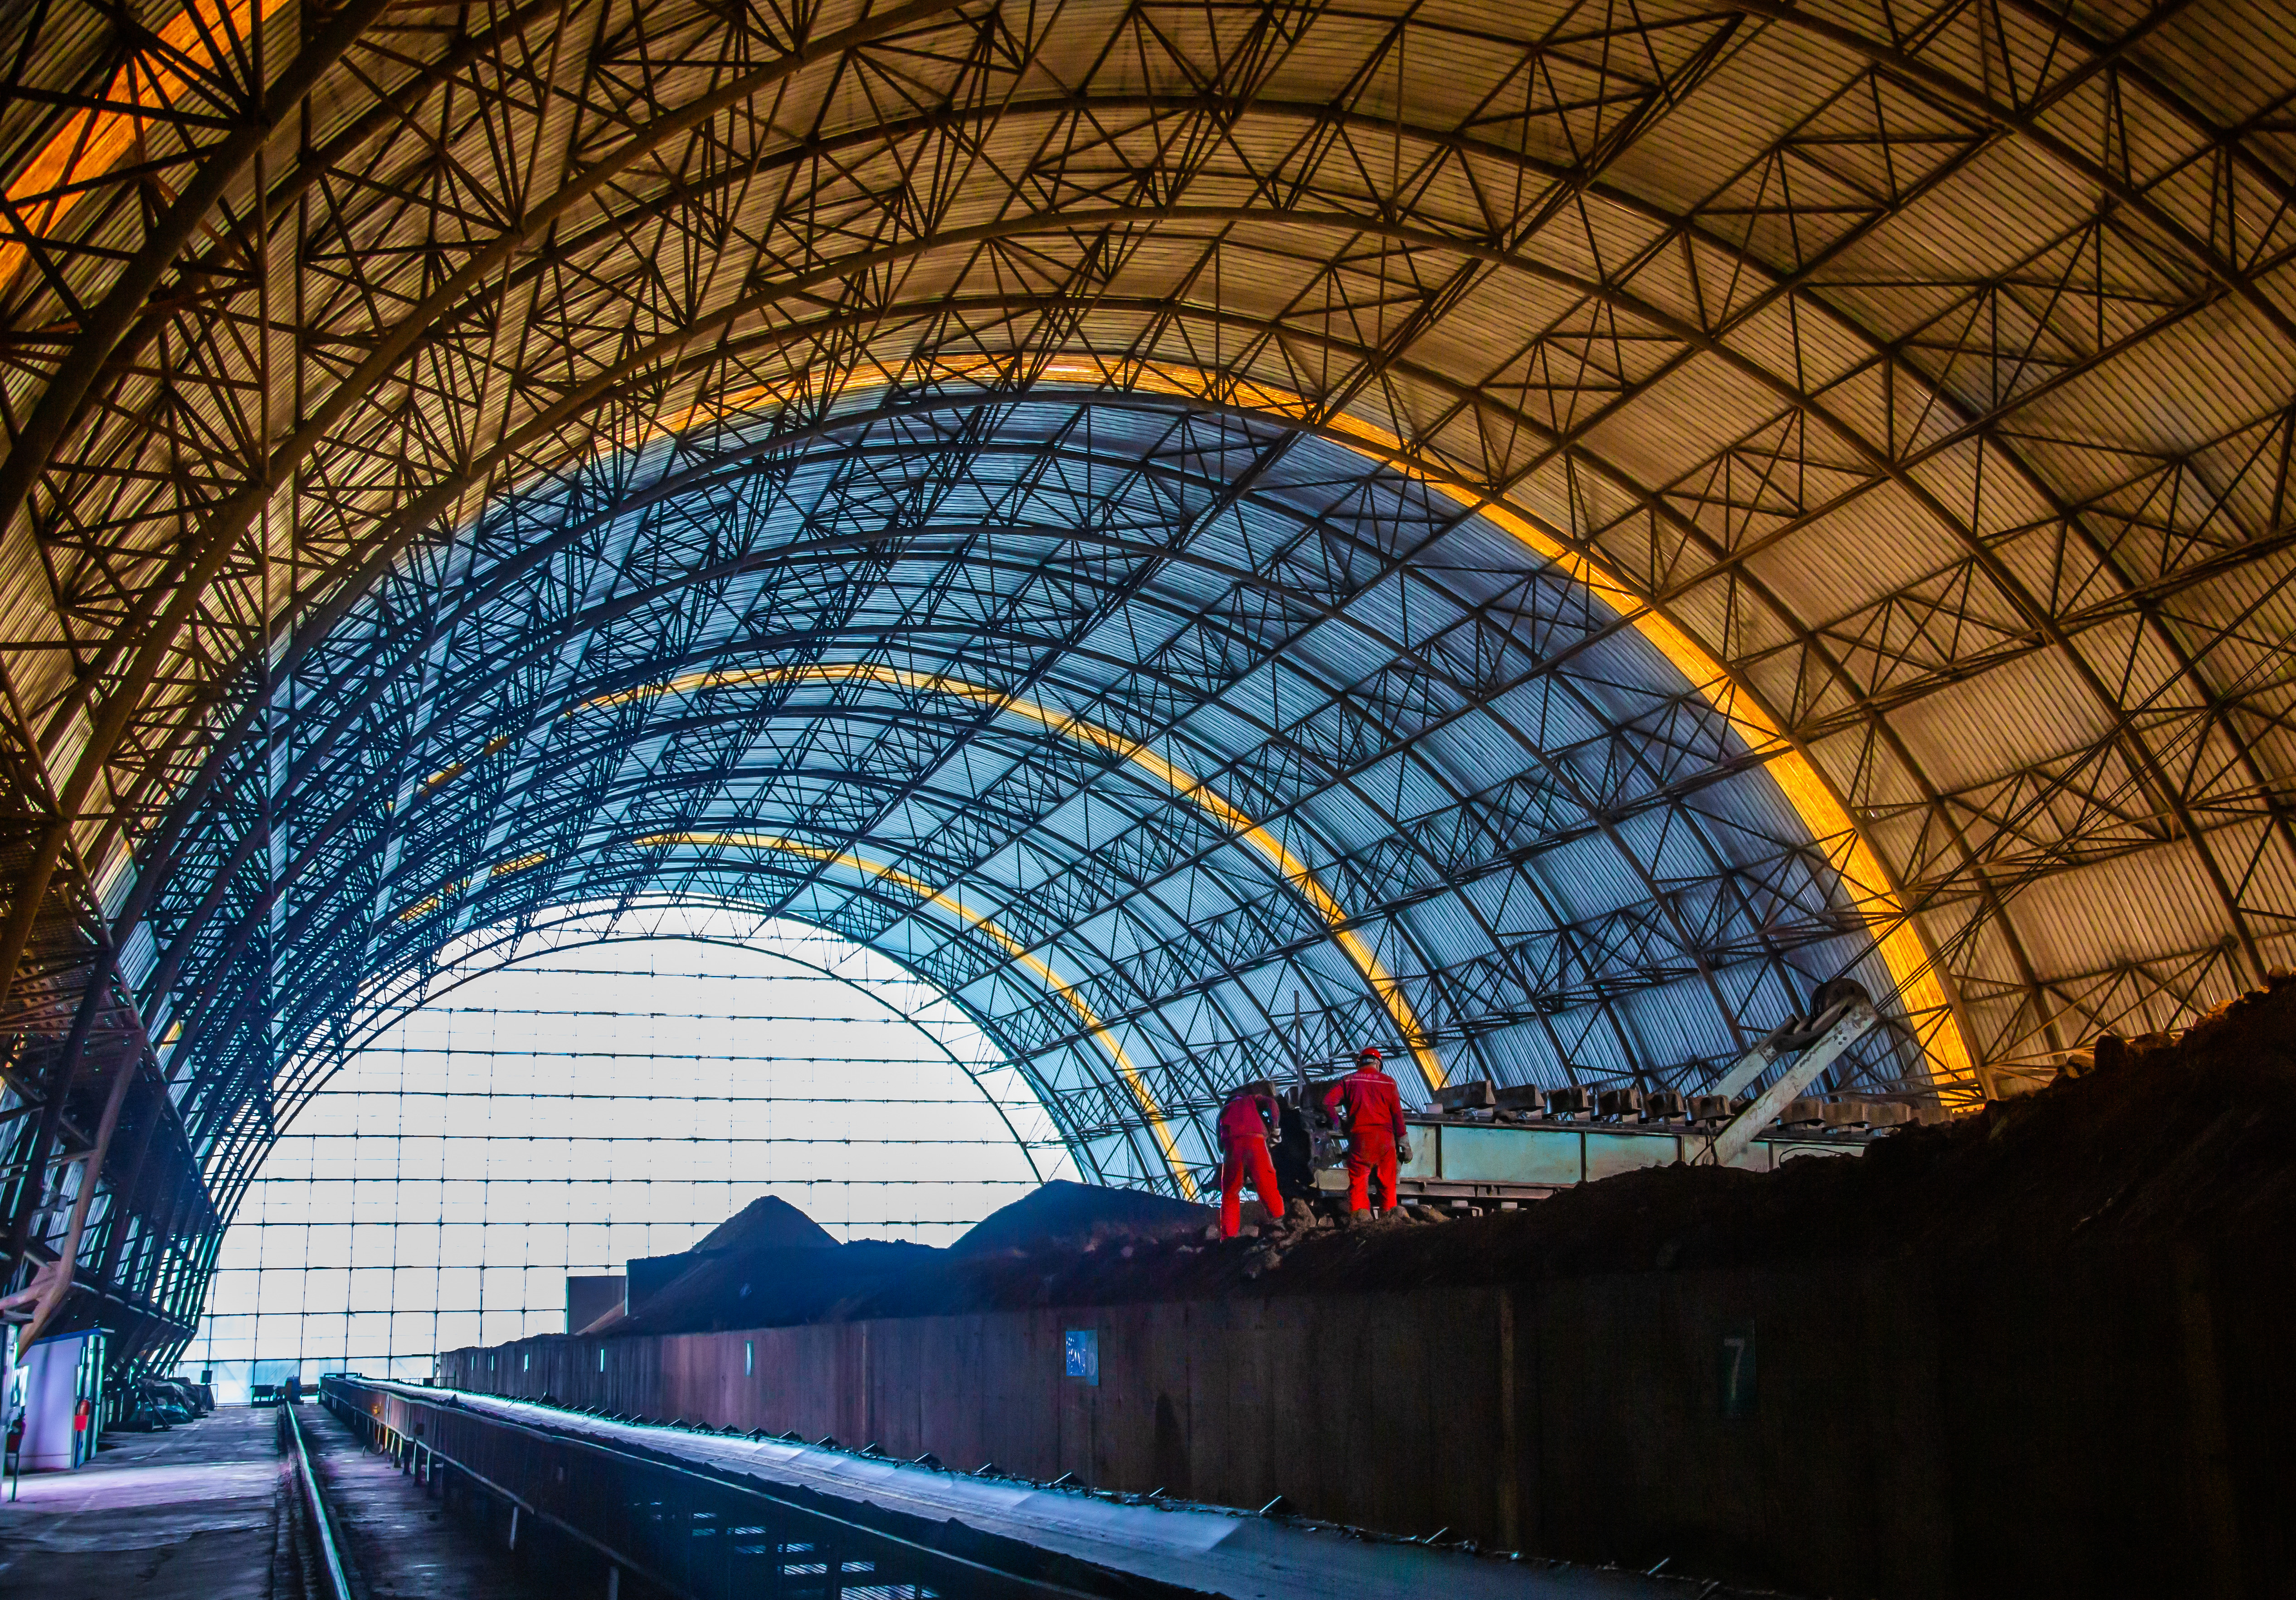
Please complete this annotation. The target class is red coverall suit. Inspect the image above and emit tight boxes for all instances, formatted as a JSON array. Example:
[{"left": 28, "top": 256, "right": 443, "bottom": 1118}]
[
  {"left": 1325, "top": 1063, "right": 1407, "bottom": 1214},
  {"left": 1216, "top": 1091, "right": 1285, "bottom": 1239}
]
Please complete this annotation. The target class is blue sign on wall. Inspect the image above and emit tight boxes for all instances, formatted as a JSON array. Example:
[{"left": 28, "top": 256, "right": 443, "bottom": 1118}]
[{"left": 1064, "top": 1328, "right": 1099, "bottom": 1385}]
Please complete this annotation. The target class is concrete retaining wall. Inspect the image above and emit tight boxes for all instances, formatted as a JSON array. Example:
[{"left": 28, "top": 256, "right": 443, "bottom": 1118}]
[{"left": 442, "top": 1240, "right": 2291, "bottom": 1598}]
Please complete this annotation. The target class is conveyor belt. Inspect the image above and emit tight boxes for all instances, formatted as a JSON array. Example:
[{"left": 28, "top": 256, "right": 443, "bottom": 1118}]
[
  {"left": 282, "top": 1400, "right": 355, "bottom": 1600},
  {"left": 328, "top": 1377, "right": 1742, "bottom": 1600}
]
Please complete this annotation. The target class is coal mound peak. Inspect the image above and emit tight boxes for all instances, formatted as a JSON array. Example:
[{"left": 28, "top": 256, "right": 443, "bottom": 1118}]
[
  {"left": 949, "top": 1179, "right": 1211, "bottom": 1257},
  {"left": 690, "top": 1195, "right": 837, "bottom": 1254}
]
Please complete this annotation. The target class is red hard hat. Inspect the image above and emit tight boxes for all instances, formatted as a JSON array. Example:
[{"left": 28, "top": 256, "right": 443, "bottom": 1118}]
[{"left": 1357, "top": 1046, "right": 1383, "bottom": 1063}]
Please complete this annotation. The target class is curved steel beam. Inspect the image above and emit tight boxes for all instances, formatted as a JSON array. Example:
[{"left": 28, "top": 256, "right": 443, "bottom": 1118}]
[
  {"left": 631, "top": 830, "right": 1192, "bottom": 1194},
  {"left": 156, "top": 502, "right": 1849, "bottom": 1111},
  {"left": 161, "top": 618, "right": 1875, "bottom": 1152},
  {"left": 162, "top": 741, "right": 1321, "bottom": 1128},
  {"left": 197, "top": 843, "right": 1201, "bottom": 1195},
  {"left": 1728, "top": 0, "right": 2296, "bottom": 343},
  {"left": 230, "top": 899, "right": 1138, "bottom": 1200},
  {"left": 0, "top": 0, "right": 399, "bottom": 1014},
  {"left": 225, "top": 177, "right": 2211, "bottom": 999},
  {"left": 40, "top": 6, "right": 2296, "bottom": 1074},
  {"left": 143, "top": 383, "right": 1965, "bottom": 1115},
  {"left": 0, "top": 0, "right": 972, "bottom": 1005},
  {"left": 515, "top": 360, "right": 1980, "bottom": 1079},
  {"left": 587, "top": 661, "right": 1445, "bottom": 1087}
]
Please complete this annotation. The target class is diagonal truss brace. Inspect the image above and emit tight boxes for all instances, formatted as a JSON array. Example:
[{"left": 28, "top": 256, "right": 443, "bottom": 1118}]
[{"left": 1703, "top": 1000, "right": 1879, "bottom": 1170}]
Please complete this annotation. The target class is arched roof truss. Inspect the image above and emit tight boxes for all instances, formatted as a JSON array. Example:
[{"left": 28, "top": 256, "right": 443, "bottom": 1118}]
[{"left": 0, "top": 0, "right": 2289, "bottom": 1356}]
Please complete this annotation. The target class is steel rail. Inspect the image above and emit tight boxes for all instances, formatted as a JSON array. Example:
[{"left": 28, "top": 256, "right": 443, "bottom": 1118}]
[{"left": 282, "top": 1399, "right": 355, "bottom": 1600}]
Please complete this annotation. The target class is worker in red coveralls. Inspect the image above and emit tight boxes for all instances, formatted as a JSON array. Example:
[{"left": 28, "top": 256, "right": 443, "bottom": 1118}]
[
  {"left": 1216, "top": 1079, "right": 1286, "bottom": 1239},
  {"left": 1324, "top": 1048, "right": 1412, "bottom": 1218}
]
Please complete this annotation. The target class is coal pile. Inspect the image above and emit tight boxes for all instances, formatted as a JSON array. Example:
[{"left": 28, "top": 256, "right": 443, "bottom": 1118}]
[
  {"left": 617, "top": 1195, "right": 841, "bottom": 1321},
  {"left": 616, "top": 1238, "right": 942, "bottom": 1334},
  {"left": 949, "top": 1179, "right": 1209, "bottom": 1255},
  {"left": 607, "top": 1180, "right": 1212, "bottom": 1334},
  {"left": 829, "top": 976, "right": 2296, "bottom": 1318},
  {"left": 609, "top": 981, "right": 2296, "bottom": 1332},
  {"left": 690, "top": 1195, "right": 839, "bottom": 1253}
]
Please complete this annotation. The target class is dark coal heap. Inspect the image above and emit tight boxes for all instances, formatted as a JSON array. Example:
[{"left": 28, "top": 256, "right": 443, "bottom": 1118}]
[
  {"left": 947, "top": 1179, "right": 1208, "bottom": 1256},
  {"left": 616, "top": 1238, "right": 943, "bottom": 1334},
  {"left": 613, "top": 979, "right": 2296, "bottom": 1332},
  {"left": 609, "top": 1178, "right": 1214, "bottom": 1334},
  {"left": 691, "top": 1195, "right": 839, "bottom": 1254}
]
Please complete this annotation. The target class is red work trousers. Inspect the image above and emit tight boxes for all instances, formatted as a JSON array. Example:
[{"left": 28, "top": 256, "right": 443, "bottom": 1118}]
[
  {"left": 1346, "top": 1132, "right": 1399, "bottom": 1214},
  {"left": 1219, "top": 1136, "right": 1284, "bottom": 1238}
]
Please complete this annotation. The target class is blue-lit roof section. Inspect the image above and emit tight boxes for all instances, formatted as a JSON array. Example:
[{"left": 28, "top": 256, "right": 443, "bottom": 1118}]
[{"left": 149, "top": 397, "right": 1928, "bottom": 1196}]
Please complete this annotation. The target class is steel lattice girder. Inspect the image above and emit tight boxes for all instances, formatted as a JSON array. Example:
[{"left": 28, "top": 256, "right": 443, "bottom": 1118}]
[
  {"left": 144, "top": 400, "right": 1945, "bottom": 1205},
  {"left": 0, "top": 0, "right": 2290, "bottom": 1344}
]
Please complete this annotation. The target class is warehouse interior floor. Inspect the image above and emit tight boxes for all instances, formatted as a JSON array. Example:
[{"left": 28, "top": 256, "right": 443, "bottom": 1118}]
[
  {"left": 0, "top": 1402, "right": 561, "bottom": 1600},
  {"left": 0, "top": 1405, "right": 281, "bottom": 1600}
]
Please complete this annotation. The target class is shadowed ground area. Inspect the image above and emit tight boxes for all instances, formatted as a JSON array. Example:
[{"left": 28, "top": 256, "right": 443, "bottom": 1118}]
[{"left": 0, "top": 1402, "right": 571, "bottom": 1600}]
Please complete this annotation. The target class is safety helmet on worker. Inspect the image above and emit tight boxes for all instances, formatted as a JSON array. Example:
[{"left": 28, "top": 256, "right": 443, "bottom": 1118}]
[{"left": 1355, "top": 1046, "right": 1384, "bottom": 1068}]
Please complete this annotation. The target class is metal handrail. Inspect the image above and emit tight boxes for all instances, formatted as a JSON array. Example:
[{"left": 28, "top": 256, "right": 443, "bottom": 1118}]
[{"left": 283, "top": 1399, "right": 355, "bottom": 1600}]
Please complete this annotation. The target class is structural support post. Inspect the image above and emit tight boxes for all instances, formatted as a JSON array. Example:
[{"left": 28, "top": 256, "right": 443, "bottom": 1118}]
[
  {"left": 11, "top": 1049, "right": 141, "bottom": 1355},
  {"left": 1710, "top": 1035, "right": 1785, "bottom": 1101},
  {"left": 1707, "top": 1004, "right": 1878, "bottom": 1169}
]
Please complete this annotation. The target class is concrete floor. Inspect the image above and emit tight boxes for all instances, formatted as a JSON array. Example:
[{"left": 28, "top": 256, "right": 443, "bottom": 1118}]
[
  {"left": 0, "top": 1403, "right": 560, "bottom": 1600},
  {"left": 0, "top": 1405, "right": 286, "bottom": 1600}
]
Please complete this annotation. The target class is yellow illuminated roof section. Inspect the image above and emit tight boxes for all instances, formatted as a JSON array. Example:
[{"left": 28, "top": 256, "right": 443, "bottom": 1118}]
[
  {"left": 0, "top": 0, "right": 267, "bottom": 290},
  {"left": 632, "top": 829, "right": 1197, "bottom": 1197},
  {"left": 610, "top": 353, "right": 1973, "bottom": 1093}
]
